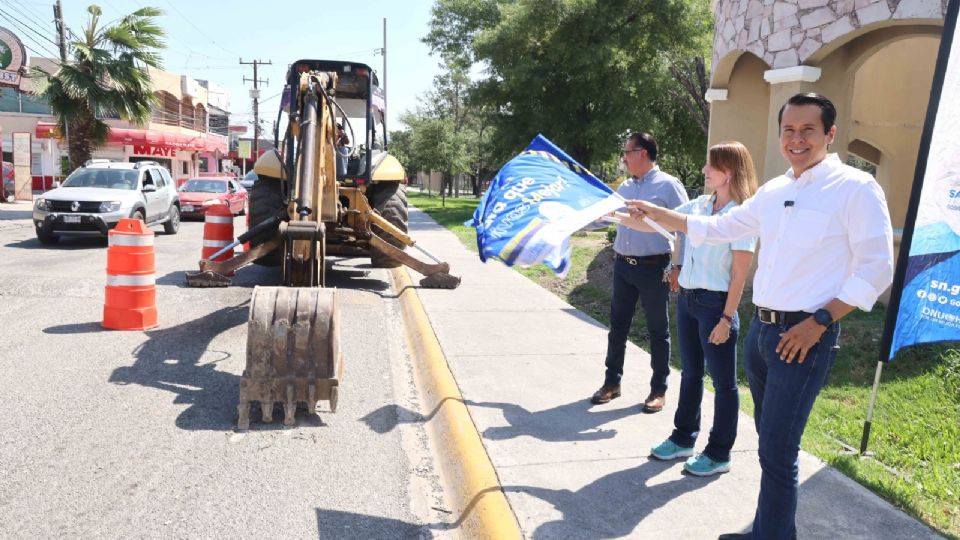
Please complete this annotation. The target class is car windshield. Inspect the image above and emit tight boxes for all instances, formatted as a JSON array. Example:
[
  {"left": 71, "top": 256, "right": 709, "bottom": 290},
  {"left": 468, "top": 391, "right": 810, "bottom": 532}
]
[
  {"left": 181, "top": 180, "right": 227, "bottom": 193},
  {"left": 62, "top": 169, "right": 138, "bottom": 190}
]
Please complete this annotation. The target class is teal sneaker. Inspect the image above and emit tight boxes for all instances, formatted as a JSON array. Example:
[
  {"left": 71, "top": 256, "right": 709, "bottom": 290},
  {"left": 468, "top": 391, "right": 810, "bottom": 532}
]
[
  {"left": 683, "top": 453, "right": 731, "bottom": 476},
  {"left": 650, "top": 439, "right": 694, "bottom": 460}
]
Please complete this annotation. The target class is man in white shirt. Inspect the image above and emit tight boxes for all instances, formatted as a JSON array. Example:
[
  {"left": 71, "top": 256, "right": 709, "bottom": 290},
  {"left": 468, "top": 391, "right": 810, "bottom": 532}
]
[{"left": 627, "top": 93, "right": 894, "bottom": 540}]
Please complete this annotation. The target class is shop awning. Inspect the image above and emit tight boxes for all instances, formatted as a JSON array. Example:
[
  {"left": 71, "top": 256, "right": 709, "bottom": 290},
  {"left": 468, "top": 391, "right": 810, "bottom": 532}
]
[{"left": 34, "top": 122, "right": 228, "bottom": 154}]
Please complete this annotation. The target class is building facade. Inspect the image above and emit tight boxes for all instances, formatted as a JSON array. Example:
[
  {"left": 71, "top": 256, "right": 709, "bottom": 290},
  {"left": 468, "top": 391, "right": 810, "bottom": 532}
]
[
  {"left": 0, "top": 27, "right": 230, "bottom": 193},
  {"left": 708, "top": 0, "right": 949, "bottom": 235}
]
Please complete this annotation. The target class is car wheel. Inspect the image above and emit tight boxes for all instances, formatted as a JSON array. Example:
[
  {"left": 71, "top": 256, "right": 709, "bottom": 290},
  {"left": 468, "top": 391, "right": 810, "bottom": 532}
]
[
  {"left": 163, "top": 204, "right": 180, "bottom": 235},
  {"left": 131, "top": 209, "right": 146, "bottom": 223},
  {"left": 239, "top": 200, "right": 247, "bottom": 216},
  {"left": 36, "top": 229, "right": 60, "bottom": 244}
]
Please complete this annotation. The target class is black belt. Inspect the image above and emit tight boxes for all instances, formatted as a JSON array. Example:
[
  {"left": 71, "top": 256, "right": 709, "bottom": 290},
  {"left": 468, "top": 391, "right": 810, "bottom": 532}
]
[
  {"left": 616, "top": 253, "right": 670, "bottom": 266},
  {"left": 755, "top": 306, "right": 812, "bottom": 325}
]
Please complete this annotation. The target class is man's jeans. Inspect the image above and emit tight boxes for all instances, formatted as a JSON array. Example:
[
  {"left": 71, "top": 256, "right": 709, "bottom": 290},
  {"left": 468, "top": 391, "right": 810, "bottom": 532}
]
[
  {"left": 604, "top": 256, "right": 671, "bottom": 393},
  {"left": 669, "top": 288, "right": 739, "bottom": 463},
  {"left": 744, "top": 314, "right": 840, "bottom": 540}
]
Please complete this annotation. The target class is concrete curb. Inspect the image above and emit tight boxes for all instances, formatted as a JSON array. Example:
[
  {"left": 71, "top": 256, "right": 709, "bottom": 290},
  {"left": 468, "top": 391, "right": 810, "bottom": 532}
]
[{"left": 391, "top": 267, "right": 523, "bottom": 539}]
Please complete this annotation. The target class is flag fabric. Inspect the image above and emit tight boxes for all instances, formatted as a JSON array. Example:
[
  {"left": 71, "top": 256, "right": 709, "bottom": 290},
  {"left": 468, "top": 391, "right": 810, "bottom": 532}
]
[
  {"left": 469, "top": 134, "right": 623, "bottom": 277},
  {"left": 883, "top": 0, "right": 960, "bottom": 361}
]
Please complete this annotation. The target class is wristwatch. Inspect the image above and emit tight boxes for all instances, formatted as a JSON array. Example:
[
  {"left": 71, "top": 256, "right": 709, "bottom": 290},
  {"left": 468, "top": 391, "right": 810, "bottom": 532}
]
[{"left": 812, "top": 308, "right": 833, "bottom": 328}]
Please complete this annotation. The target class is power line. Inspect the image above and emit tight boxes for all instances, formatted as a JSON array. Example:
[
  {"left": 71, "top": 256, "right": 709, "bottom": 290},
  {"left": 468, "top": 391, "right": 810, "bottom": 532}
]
[
  {"left": 0, "top": 2, "right": 60, "bottom": 49},
  {"left": 0, "top": 6, "right": 61, "bottom": 59},
  {"left": 0, "top": 0, "right": 50, "bottom": 28},
  {"left": 161, "top": 0, "right": 237, "bottom": 57}
]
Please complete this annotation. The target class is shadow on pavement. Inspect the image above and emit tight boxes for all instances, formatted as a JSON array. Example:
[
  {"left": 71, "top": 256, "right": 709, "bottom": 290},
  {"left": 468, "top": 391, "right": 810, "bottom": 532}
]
[
  {"left": 315, "top": 508, "right": 425, "bottom": 539},
  {"left": 0, "top": 208, "right": 32, "bottom": 220},
  {"left": 108, "top": 302, "right": 249, "bottom": 431},
  {"left": 43, "top": 321, "right": 105, "bottom": 334},
  {"left": 465, "top": 399, "right": 638, "bottom": 442},
  {"left": 506, "top": 459, "right": 720, "bottom": 539},
  {"left": 5, "top": 236, "right": 107, "bottom": 250},
  {"left": 360, "top": 397, "right": 460, "bottom": 434}
]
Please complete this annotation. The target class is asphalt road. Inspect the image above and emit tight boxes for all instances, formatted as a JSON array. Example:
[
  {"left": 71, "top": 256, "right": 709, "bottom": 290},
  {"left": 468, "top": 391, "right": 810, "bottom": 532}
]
[{"left": 0, "top": 205, "right": 449, "bottom": 539}]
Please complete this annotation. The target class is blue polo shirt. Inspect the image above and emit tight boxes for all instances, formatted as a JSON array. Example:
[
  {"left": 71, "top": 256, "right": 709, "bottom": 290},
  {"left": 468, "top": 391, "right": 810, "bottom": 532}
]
[{"left": 613, "top": 166, "right": 689, "bottom": 256}]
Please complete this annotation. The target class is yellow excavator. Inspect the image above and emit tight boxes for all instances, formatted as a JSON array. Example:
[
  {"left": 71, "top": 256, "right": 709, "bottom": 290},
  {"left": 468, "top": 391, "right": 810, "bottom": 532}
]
[{"left": 186, "top": 60, "right": 459, "bottom": 429}]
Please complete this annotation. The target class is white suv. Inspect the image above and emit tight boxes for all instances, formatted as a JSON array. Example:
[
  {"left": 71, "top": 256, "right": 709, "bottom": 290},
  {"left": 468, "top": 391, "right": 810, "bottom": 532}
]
[{"left": 33, "top": 160, "right": 181, "bottom": 244}]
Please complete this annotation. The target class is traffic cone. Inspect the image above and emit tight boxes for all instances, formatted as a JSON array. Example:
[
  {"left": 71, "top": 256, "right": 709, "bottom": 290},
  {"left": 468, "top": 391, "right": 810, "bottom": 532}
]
[
  {"left": 202, "top": 203, "right": 235, "bottom": 275},
  {"left": 103, "top": 218, "right": 157, "bottom": 330}
]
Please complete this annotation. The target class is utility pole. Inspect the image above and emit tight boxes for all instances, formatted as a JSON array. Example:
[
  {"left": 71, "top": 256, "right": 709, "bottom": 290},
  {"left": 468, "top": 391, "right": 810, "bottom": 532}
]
[
  {"left": 240, "top": 58, "right": 271, "bottom": 156},
  {"left": 382, "top": 17, "right": 387, "bottom": 136},
  {"left": 53, "top": 0, "right": 70, "bottom": 170},
  {"left": 375, "top": 19, "right": 387, "bottom": 143}
]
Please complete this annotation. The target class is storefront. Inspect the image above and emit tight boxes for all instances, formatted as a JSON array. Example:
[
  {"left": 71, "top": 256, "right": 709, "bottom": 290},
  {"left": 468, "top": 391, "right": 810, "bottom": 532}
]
[{"left": 34, "top": 122, "right": 228, "bottom": 185}]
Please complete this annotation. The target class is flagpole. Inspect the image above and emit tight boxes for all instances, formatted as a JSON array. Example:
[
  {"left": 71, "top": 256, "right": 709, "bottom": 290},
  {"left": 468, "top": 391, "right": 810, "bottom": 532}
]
[
  {"left": 859, "top": 361, "right": 885, "bottom": 455},
  {"left": 611, "top": 192, "right": 676, "bottom": 242},
  {"left": 862, "top": 0, "right": 960, "bottom": 455}
]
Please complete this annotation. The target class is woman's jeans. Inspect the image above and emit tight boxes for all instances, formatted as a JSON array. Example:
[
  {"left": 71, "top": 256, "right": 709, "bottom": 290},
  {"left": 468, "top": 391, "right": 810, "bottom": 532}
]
[
  {"left": 668, "top": 288, "right": 739, "bottom": 462},
  {"left": 744, "top": 313, "right": 840, "bottom": 540}
]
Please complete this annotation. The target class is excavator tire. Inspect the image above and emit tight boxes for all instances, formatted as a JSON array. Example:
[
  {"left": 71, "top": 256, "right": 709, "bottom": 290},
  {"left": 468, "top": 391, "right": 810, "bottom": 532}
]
[
  {"left": 369, "top": 182, "right": 408, "bottom": 268},
  {"left": 248, "top": 178, "right": 285, "bottom": 267},
  {"left": 237, "top": 286, "right": 342, "bottom": 429}
]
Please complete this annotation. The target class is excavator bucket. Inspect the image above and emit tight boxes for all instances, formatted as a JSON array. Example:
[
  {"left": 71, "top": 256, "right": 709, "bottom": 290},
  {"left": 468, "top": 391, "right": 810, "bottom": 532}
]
[{"left": 237, "top": 286, "right": 342, "bottom": 430}]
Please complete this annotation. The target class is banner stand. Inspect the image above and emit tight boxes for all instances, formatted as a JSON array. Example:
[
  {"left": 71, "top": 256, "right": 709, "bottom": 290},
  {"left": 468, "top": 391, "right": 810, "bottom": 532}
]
[{"left": 863, "top": 0, "right": 959, "bottom": 455}]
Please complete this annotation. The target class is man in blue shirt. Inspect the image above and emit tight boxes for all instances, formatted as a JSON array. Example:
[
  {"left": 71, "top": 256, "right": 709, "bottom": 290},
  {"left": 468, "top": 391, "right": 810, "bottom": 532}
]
[{"left": 591, "top": 132, "right": 689, "bottom": 412}]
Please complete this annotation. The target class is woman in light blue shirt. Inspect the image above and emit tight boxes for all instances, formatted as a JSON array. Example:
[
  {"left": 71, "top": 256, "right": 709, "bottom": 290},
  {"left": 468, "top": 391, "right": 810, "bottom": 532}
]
[{"left": 620, "top": 141, "right": 758, "bottom": 476}]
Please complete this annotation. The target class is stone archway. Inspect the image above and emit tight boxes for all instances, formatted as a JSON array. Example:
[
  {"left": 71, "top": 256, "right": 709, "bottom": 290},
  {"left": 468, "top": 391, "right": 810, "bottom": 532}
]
[
  {"left": 708, "top": 52, "right": 772, "bottom": 175},
  {"left": 814, "top": 26, "right": 942, "bottom": 229}
]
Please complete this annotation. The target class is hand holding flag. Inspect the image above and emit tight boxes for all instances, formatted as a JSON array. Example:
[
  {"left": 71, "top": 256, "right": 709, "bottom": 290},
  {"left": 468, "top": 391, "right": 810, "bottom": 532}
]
[{"left": 468, "top": 134, "right": 672, "bottom": 277}]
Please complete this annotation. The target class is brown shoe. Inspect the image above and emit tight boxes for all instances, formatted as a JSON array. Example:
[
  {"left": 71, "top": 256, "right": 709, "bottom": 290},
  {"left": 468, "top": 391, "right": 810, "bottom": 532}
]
[
  {"left": 643, "top": 391, "right": 666, "bottom": 413},
  {"left": 590, "top": 384, "right": 621, "bottom": 404}
]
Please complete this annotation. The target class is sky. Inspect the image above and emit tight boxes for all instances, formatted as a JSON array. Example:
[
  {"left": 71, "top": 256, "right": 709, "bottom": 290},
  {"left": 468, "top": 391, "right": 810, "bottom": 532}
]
[{"left": 6, "top": 0, "right": 444, "bottom": 135}]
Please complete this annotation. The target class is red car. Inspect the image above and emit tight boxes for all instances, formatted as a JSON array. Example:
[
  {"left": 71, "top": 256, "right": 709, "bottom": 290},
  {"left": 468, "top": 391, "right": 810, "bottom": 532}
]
[{"left": 177, "top": 177, "right": 247, "bottom": 219}]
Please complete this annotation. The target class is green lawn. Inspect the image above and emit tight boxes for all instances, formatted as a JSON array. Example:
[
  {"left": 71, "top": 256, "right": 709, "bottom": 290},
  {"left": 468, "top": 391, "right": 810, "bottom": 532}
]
[{"left": 409, "top": 190, "right": 960, "bottom": 538}]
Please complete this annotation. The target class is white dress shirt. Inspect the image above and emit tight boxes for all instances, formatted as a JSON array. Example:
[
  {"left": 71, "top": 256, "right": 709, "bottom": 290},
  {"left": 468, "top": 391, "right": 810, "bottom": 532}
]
[{"left": 685, "top": 154, "right": 894, "bottom": 312}]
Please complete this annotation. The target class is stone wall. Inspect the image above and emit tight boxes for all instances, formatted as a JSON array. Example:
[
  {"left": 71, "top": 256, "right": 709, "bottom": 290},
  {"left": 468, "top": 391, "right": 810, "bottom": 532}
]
[{"left": 713, "top": 0, "right": 948, "bottom": 70}]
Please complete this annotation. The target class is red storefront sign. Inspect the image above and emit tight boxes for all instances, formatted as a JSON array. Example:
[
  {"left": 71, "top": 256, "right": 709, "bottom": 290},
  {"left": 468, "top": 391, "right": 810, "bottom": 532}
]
[{"left": 132, "top": 144, "right": 177, "bottom": 157}]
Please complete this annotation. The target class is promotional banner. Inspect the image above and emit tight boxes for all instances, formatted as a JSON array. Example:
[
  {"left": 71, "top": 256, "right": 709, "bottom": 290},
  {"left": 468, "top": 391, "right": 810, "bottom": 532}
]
[
  {"left": 883, "top": 0, "right": 960, "bottom": 361},
  {"left": 469, "top": 134, "right": 623, "bottom": 277}
]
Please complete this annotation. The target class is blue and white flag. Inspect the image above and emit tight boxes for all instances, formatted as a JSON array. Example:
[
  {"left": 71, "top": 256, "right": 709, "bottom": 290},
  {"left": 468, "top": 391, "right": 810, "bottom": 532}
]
[
  {"left": 469, "top": 134, "right": 623, "bottom": 277},
  {"left": 884, "top": 0, "right": 960, "bottom": 360}
]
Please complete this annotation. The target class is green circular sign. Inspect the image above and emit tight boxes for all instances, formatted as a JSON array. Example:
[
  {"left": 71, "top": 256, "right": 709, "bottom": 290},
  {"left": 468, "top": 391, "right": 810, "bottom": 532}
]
[{"left": 0, "top": 42, "right": 11, "bottom": 70}]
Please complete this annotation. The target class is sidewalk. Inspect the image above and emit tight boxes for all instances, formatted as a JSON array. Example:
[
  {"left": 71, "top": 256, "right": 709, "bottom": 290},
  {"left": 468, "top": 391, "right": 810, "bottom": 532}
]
[{"left": 405, "top": 206, "right": 942, "bottom": 539}]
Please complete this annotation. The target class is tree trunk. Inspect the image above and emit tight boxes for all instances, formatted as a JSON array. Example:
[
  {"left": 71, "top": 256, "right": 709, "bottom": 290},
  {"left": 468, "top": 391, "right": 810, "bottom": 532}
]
[{"left": 68, "top": 109, "right": 96, "bottom": 172}]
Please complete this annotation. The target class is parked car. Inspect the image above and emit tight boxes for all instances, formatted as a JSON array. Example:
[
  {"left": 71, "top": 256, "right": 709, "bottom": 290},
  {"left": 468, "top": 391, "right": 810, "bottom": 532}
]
[
  {"left": 2, "top": 161, "right": 14, "bottom": 202},
  {"left": 239, "top": 170, "right": 258, "bottom": 189},
  {"left": 177, "top": 177, "right": 247, "bottom": 219},
  {"left": 32, "top": 160, "right": 180, "bottom": 244}
]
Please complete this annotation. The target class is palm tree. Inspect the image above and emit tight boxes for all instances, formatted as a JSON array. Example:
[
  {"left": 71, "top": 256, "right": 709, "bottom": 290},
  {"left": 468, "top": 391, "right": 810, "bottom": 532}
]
[{"left": 34, "top": 5, "right": 165, "bottom": 171}]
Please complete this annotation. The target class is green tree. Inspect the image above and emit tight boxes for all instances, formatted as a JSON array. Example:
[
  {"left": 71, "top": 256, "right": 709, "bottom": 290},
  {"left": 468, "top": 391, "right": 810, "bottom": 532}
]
[
  {"left": 424, "top": 0, "right": 713, "bottom": 189},
  {"left": 34, "top": 5, "right": 165, "bottom": 171}
]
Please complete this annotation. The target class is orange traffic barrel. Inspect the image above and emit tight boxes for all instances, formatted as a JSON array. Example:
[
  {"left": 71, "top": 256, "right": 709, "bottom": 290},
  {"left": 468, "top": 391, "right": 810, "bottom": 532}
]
[
  {"left": 202, "top": 204, "right": 235, "bottom": 275},
  {"left": 103, "top": 218, "right": 157, "bottom": 330}
]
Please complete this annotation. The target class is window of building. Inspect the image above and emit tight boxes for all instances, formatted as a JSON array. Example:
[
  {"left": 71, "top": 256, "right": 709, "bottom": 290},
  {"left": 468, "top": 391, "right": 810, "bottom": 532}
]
[{"left": 0, "top": 88, "right": 18, "bottom": 112}]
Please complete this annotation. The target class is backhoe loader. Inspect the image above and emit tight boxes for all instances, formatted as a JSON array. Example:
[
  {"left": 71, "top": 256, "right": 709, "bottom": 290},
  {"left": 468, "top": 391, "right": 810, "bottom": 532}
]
[{"left": 186, "top": 60, "right": 459, "bottom": 429}]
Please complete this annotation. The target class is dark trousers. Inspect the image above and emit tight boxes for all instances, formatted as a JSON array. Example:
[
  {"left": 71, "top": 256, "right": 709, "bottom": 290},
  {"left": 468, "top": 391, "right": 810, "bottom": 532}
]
[
  {"left": 669, "top": 288, "right": 739, "bottom": 462},
  {"left": 744, "top": 314, "right": 840, "bottom": 540},
  {"left": 604, "top": 256, "right": 671, "bottom": 393}
]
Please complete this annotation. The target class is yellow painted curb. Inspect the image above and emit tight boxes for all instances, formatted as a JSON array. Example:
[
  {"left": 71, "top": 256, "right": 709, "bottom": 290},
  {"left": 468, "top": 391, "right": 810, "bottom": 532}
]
[{"left": 391, "top": 268, "right": 523, "bottom": 540}]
